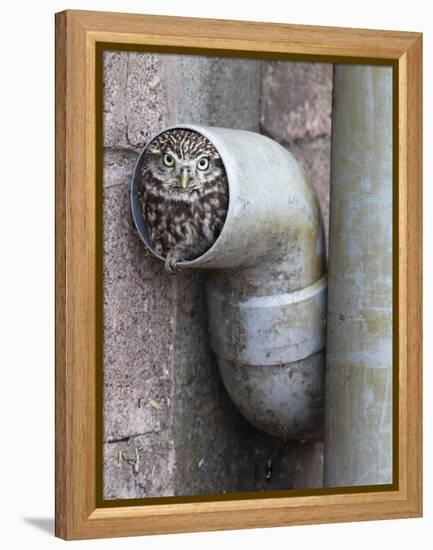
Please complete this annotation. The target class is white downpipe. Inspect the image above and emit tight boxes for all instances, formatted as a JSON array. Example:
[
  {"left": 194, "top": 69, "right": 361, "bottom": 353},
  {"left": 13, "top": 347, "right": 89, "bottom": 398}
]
[
  {"left": 132, "top": 125, "right": 327, "bottom": 439},
  {"left": 324, "top": 66, "right": 393, "bottom": 485}
]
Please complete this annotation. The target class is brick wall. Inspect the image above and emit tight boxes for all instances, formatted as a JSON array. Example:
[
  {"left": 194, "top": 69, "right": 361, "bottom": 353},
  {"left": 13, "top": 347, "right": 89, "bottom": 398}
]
[{"left": 102, "top": 52, "right": 332, "bottom": 499}]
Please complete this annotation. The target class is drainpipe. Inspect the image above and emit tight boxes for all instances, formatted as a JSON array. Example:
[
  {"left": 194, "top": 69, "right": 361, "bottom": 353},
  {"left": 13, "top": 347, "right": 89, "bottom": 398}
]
[
  {"left": 132, "top": 125, "right": 327, "bottom": 439},
  {"left": 324, "top": 66, "right": 393, "bottom": 485}
]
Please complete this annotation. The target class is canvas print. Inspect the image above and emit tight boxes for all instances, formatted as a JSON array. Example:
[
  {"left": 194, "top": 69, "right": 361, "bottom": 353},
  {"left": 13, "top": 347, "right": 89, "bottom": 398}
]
[{"left": 101, "top": 51, "right": 393, "bottom": 500}]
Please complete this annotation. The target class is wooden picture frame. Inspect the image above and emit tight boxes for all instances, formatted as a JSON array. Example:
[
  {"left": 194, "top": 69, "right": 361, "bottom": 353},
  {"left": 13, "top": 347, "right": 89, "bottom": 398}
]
[{"left": 55, "top": 9, "right": 422, "bottom": 540}]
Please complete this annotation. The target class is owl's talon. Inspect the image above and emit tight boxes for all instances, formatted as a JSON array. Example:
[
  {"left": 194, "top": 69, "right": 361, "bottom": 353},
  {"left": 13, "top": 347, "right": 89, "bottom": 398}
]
[{"left": 165, "top": 254, "right": 178, "bottom": 274}]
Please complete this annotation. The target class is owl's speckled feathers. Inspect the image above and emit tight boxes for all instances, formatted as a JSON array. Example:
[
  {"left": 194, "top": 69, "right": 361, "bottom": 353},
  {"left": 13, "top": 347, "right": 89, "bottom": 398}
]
[{"left": 139, "top": 129, "right": 229, "bottom": 272}]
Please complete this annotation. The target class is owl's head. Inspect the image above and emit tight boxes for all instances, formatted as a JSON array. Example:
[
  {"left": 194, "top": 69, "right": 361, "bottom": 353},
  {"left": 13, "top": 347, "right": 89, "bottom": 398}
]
[{"left": 142, "top": 129, "right": 225, "bottom": 198}]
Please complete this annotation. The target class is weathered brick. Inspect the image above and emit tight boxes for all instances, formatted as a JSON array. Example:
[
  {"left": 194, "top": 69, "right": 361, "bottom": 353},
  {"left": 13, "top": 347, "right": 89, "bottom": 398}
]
[
  {"left": 103, "top": 51, "right": 168, "bottom": 149},
  {"left": 103, "top": 52, "right": 330, "bottom": 499},
  {"left": 103, "top": 182, "right": 176, "bottom": 498},
  {"left": 287, "top": 137, "right": 331, "bottom": 244},
  {"left": 261, "top": 61, "right": 332, "bottom": 142},
  {"left": 261, "top": 61, "right": 333, "bottom": 245}
]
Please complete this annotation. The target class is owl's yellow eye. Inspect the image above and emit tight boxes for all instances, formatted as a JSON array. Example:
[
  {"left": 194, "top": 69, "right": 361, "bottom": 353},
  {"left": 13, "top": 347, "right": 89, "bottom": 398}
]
[
  {"left": 197, "top": 157, "right": 209, "bottom": 171},
  {"left": 163, "top": 153, "right": 175, "bottom": 167}
]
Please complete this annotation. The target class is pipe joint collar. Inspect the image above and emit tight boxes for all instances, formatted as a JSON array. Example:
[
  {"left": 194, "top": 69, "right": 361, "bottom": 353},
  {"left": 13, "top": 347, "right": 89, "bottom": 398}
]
[{"left": 207, "top": 275, "right": 327, "bottom": 366}]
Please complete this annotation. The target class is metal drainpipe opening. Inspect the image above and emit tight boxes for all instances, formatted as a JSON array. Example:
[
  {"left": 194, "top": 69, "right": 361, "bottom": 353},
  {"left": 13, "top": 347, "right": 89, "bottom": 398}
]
[{"left": 131, "top": 124, "right": 327, "bottom": 440}]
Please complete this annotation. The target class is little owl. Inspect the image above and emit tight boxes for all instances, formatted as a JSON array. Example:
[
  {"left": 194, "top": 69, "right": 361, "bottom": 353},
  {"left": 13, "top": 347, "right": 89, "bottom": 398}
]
[{"left": 139, "top": 129, "right": 229, "bottom": 272}]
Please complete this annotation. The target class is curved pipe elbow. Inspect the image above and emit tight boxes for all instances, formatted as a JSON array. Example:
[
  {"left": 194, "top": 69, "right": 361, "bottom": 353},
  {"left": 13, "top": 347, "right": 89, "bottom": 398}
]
[{"left": 132, "top": 125, "right": 327, "bottom": 440}]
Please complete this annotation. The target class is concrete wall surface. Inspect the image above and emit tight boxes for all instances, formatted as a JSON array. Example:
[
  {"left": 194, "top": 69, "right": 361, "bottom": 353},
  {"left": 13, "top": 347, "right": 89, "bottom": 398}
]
[
  {"left": 261, "top": 61, "right": 332, "bottom": 244},
  {"left": 103, "top": 52, "right": 332, "bottom": 499}
]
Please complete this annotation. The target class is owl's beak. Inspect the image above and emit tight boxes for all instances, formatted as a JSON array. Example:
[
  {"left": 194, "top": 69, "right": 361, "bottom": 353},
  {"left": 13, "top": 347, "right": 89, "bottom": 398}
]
[{"left": 180, "top": 168, "right": 189, "bottom": 189}]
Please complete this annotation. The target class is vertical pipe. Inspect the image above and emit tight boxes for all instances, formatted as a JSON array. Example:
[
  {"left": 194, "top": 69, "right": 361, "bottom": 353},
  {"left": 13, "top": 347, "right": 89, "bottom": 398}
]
[{"left": 324, "top": 65, "right": 393, "bottom": 486}]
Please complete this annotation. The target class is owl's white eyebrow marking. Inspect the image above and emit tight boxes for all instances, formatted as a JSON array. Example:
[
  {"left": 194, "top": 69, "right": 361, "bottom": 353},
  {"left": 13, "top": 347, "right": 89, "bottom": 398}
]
[{"left": 162, "top": 149, "right": 178, "bottom": 160}]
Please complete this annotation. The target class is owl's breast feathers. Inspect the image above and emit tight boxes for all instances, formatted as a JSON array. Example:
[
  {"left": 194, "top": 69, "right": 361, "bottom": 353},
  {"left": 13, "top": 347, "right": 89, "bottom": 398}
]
[{"left": 141, "top": 171, "right": 228, "bottom": 260}]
